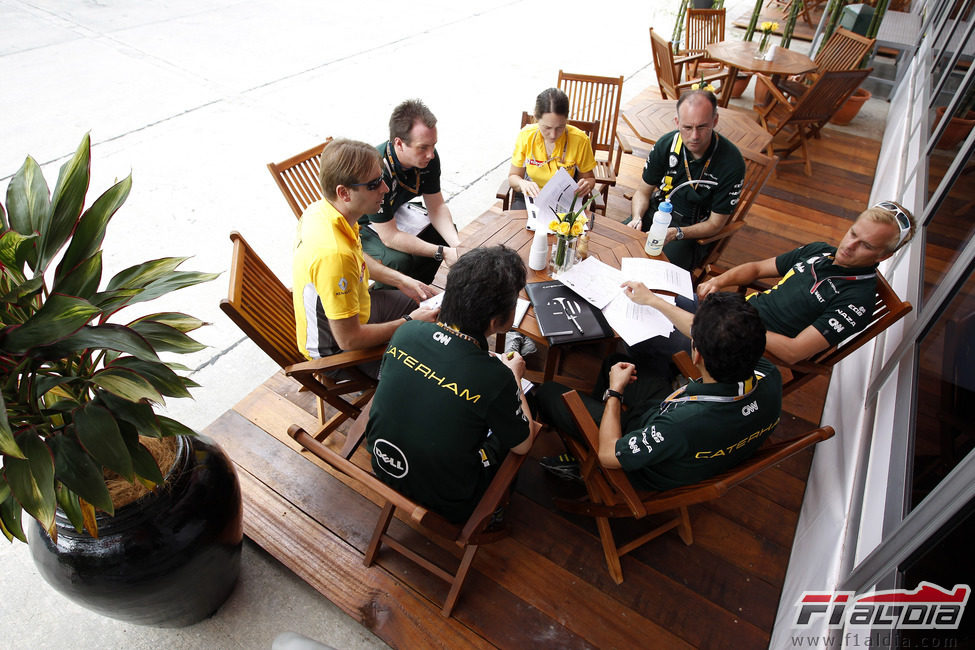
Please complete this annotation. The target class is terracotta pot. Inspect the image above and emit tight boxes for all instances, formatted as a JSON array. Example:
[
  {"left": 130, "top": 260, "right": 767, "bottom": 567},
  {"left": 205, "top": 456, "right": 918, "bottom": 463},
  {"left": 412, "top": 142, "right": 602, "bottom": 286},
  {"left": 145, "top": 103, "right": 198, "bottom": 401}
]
[
  {"left": 830, "top": 87, "right": 871, "bottom": 125},
  {"left": 934, "top": 106, "right": 975, "bottom": 150},
  {"left": 731, "top": 73, "right": 752, "bottom": 99}
]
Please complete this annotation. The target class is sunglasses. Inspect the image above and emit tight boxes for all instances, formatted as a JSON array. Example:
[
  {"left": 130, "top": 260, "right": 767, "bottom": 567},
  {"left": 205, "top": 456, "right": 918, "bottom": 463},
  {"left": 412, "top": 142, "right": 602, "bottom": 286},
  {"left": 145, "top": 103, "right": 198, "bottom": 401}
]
[
  {"left": 872, "top": 201, "right": 912, "bottom": 247},
  {"left": 349, "top": 175, "right": 385, "bottom": 191}
]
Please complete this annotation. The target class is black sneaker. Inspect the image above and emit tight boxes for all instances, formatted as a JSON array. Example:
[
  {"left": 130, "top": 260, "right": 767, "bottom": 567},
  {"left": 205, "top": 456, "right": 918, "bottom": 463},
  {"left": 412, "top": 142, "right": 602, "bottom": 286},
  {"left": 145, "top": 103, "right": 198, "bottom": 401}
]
[{"left": 539, "top": 453, "right": 582, "bottom": 481}]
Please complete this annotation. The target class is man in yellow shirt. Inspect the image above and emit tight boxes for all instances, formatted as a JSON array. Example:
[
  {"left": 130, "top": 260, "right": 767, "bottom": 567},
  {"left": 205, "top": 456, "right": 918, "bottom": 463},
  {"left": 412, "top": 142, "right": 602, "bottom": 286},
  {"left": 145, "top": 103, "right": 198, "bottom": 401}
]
[{"left": 293, "top": 138, "right": 439, "bottom": 377}]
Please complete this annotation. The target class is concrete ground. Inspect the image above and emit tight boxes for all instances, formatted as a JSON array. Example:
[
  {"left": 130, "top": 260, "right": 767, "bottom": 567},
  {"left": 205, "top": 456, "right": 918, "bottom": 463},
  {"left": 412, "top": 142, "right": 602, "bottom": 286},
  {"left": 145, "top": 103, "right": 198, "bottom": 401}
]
[{"left": 0, "top": 1, "right": 886, "bottom": 647}]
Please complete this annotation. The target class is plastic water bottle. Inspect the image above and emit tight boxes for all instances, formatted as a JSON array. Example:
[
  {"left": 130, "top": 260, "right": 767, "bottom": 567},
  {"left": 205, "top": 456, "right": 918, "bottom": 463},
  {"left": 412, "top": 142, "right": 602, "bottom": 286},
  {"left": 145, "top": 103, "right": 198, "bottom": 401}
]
[
  {"left": 644, "top": 201, "right": 673, "bottom": 256},
  {"left": 528, "top": 225, "right": 549, "bottom": 271}
]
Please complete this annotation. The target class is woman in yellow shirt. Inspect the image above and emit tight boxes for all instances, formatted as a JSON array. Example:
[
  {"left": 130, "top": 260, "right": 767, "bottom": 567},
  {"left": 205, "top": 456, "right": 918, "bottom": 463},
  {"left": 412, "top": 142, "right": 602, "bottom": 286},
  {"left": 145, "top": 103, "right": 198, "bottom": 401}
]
[{"left": 508, "top": 87, "right": 597, "bottom": 210}]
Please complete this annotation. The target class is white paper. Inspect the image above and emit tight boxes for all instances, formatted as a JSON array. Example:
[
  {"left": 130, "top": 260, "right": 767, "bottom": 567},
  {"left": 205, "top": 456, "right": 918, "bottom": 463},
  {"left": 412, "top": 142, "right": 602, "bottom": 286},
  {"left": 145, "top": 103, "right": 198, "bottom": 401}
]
[
  {"left": 534, "top": 168, "right": 581, "bottom": 222},
  {"left": 370, "top": 202, "right": 430, "bottom": 236},
  {"left": 602, "top": 292, "right": 677, "bottom": 346},
  {"left": 555, "top": 257, "right": 625, "bottom": 309},
  {"left": 620, "top": 258, "right": 694, "bottom": 300},
  {"left": 419, "top": 292, "right": 444, "bottom": 310},
  {"left": 513, "top": 298, "right": 530, "bottom": 328},
  {"left": 525, "top": 196, "right": 541, "bottom": 230}
]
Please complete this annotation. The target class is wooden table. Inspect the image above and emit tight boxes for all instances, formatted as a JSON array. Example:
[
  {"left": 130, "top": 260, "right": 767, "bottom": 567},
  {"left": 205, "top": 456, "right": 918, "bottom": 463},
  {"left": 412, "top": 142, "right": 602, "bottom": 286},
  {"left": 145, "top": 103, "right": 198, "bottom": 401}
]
[
  {"left": 622, "top": 98, "right": 773, "bottom": 155},
  {"left": 460, "top": 210, "right": 653, "bottom": 386},
  {"left": 706, "top": 39, "right": 818, "bottom": 87}
]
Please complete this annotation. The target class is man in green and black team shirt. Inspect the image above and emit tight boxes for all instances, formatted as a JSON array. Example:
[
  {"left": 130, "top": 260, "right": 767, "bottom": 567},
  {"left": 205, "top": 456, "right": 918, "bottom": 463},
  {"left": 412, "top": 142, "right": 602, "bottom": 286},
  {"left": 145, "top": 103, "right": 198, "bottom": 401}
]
[
  {"left": 358, "top": 99, "right": 462, "bottom": 287},
  {"left": 536, "top": 292, "right": 781, "bottom": 490}
]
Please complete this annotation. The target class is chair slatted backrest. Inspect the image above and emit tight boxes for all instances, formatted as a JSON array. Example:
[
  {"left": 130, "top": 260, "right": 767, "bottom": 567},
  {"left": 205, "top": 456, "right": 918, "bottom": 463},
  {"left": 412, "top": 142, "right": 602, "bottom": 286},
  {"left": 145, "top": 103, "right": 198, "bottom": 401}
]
[
  {"left": 520, "top": 111, "right": 600, "bottom": 148},
  {"left": 815, "top": 27, "right": 875, "bottom": 73},
  {"left": 650, "top": 27, "right": 684, "bottom": 100},
  {"left": 222, "top": 231, "right": 304, "bottom": 369},
  {"left": 267, "top": 140, "right": 331, "bottom": 219},
  {"left": 789, "top": 68, "right": 873, "bottom": 125},
  {"left": 557, "top": 70, "right": 624, "bottom": 163},
  {"left": 684, "top": 8, "right": 726, "bottom": 61},
  {"left": 692, "top": 148, "right": 778, "bottom": 283}
]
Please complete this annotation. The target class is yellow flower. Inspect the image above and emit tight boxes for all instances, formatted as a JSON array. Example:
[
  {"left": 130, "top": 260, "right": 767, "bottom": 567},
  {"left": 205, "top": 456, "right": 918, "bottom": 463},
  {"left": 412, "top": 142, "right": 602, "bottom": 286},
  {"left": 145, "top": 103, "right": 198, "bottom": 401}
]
[
  {"left": 691, "top": 81, "right": 716, "bottom": 92},
  {"left": 548, "top": 220, "right": 560, "bottom": 232},
  {"left": 570, "top": 222, "right": 585, "bottom": 237},
  {"left": 556, "top": 212, "right": 568, "bottom": 221},
  {"left": 556, "top": 221, "right": 571, "bottom": 236},
  {"left": 577, "top": 214, "right": 588, "bottom": 224},
  {"left": 761, "top": 21, "right": 778, "bottom": 34}
]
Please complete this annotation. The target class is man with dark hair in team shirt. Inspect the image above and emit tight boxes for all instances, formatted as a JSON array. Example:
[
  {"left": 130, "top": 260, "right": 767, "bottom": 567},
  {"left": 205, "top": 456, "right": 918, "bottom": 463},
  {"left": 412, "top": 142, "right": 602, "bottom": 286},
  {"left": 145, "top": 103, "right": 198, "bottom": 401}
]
[
  {"left": 359, "top": 99, "right": 462, "bottom": 287},
  {"left": 536, "top": 292, "right": 781, "bottom": 489},
  {"left": 366, "top": 246, "right": 539, "bottom": 523}
]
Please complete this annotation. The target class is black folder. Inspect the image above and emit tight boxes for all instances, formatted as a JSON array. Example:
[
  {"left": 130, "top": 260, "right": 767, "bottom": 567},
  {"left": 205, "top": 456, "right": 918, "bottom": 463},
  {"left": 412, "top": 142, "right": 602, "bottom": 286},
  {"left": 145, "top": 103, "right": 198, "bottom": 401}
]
[{"left": 524, "top": 281, "right": 613, "bottom": 345}]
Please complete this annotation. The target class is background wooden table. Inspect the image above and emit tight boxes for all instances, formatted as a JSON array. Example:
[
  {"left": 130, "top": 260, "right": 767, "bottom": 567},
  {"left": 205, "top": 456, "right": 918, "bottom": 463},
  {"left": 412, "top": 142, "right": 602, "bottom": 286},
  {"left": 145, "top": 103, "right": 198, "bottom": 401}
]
[
  {"left": 623, "top": 98, "right": 773, "bottom": 155},
  {"left": 707, "top": 39, "right": 818, "bottom": 80}
]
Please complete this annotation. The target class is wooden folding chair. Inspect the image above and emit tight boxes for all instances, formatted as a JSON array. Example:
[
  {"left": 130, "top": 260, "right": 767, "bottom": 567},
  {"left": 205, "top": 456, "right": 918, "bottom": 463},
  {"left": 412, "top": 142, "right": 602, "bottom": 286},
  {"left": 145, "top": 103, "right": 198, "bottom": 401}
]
[
  {"left": 267, "top": 140, "right": 331, "bottom": 219},
  {"left": 755, "top": 68, "right": 872, "bottom": 175},
  {"left": 220, "top": 231, "right": 384, "bottom": 456},
  {"left": 681, "top": 8, "right": 727, "bottom": 78},
  {"left": 557, "top": 70, "right": 633, "bottom": 207},
  {"left": 496, "top": 112, "right": 606, "bottom": 214},
  {"left": 289, "top": 424, "right": 526, "bottom": 616},
  {"left": 689, "top": 148, "right": 778, "bottom": 285},
  {"left": 650, "top": 28, "right": 732, "bottom": 107},
  {"left": 555, "top": 387, "right": 835, "bottom": 584},
  {"left": 776, "top": 28, "right": 876, "bottom": 99},
  {"left": 765, "top": 272, "right": 912, "bottom": 395}
]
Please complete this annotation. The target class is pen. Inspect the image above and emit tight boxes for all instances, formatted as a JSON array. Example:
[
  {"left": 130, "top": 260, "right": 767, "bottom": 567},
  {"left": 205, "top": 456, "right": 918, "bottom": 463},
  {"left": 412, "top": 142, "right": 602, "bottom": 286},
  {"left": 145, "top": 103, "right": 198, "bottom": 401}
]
[{"left": 569, "top": 316, "right": 584, "bottom": 334}]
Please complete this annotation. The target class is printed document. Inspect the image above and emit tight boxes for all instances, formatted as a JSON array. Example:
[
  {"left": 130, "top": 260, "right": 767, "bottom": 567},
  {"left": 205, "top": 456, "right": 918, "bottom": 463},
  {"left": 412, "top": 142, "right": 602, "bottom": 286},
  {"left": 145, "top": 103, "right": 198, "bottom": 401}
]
[{"left": 620, "top": 258, "right": 694, "bottom": 299}]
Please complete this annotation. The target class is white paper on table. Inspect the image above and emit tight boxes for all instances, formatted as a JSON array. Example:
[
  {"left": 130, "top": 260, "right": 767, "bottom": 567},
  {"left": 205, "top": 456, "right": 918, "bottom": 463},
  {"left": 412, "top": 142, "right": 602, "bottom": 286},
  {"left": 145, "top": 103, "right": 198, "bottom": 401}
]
[
  {"left": 525, "top": 197, "right": 541, "bottom": 230},
  {"left": 555, "top": 257, "right": 625, "bottom": 310},
  {"left": 620, "top": 258, "right": 694, "bottom": 300},
  {"left": 601, "top": 292, "right": 676, "bottom": 346},
  {"left": 534, "top": 168, "right": 581, "bottom": 221},
  {"left": 370, "top": 202, "right": 430, "bottom": 236}
]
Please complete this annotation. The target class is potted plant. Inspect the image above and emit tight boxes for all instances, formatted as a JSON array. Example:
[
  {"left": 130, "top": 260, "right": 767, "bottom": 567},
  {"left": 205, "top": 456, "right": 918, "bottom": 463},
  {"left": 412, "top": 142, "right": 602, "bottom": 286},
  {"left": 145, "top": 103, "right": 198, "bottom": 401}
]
[
  {"left": 935, "top": 83, "right": 975, "bottom": 150},
  {"left": 0, "top": 134, "right": 242, "bottom": 627}
]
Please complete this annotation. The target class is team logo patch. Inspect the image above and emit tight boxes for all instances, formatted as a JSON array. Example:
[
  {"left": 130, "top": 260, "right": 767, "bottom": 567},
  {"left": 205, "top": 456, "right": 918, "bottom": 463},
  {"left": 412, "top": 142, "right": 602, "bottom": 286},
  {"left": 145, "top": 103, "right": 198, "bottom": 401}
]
[
  {"left": 373, "top": 439, "right": 409, "bottom": 478},
  {"left": 668, "top": 153, "right": 679, "bottom": 167},
  {"left": 338, "top": 277, "right": 348, "bottom": 292}
]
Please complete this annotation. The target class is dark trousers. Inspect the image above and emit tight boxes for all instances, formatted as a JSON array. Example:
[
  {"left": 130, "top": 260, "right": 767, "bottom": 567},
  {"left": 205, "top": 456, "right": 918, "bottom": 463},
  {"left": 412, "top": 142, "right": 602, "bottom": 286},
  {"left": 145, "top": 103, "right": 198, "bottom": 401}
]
[
  {"left": 361, "top": 224, "right": 446, "bottom": 287},
  {"left": 533, "top": 354, "right": 673, "bottom": 444}
]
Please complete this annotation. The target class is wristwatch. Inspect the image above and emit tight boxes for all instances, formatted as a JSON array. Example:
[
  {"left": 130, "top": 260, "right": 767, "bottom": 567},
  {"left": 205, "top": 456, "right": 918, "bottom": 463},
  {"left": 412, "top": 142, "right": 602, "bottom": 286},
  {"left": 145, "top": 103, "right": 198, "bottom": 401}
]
[
  {"left": 433, "top": 245, "right": 444, "bottom": 262},
  {"left": 602, "top": 389, "right": 624, "bottom": 403},
  {"left": 675, "top": 226, "right": 685, "bottom": 240}
]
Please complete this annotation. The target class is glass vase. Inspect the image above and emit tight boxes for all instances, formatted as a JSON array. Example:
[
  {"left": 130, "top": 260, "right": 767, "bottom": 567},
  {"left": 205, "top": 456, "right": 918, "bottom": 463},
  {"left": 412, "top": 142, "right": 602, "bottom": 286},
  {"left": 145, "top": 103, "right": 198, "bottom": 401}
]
[
  {"left": 755, "top": 34, "right": 771, "bottom": 59},
  {"left": 550, "top": 236, "right": 577, "bottom": 275}
]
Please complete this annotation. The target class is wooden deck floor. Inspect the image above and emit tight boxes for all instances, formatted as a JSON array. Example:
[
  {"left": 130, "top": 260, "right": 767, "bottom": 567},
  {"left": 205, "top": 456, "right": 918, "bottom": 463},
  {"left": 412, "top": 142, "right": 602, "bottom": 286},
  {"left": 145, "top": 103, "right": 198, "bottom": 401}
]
[{"left": 204, "top": 85, "right": 882, "bottom": 648}]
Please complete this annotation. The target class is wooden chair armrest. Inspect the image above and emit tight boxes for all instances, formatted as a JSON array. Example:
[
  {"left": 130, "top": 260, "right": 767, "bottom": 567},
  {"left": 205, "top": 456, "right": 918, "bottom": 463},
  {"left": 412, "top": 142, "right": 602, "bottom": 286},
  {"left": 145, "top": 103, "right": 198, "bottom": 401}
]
[
  {"left": 285, "top": 344, "right": 386, "bottom": 375},
  {"left": 696, "top": 220, "right": 745, "bottom": 245},
  {"left": 673, "top": 52, "right": 704, "bottom": 66},
  {"left": 496, "top": 178, "right": 512, "bottom": 211},
  {"left": 459, "top": 450, "right": 527, "bottom": 542},
  {"left": 672, "top": 350, "right": 702, "bottom": 381},
  {"left": 754, "top": 74, "right": 792, "bottom": 106},
  {"left": 614, "top": 130, "right": 634, "bottom": 156}
]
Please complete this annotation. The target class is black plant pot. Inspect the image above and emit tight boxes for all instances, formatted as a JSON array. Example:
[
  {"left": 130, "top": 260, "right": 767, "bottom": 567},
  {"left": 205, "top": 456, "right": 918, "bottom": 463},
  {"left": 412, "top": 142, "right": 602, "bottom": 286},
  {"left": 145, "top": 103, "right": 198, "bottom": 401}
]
[{"left": 28, "top": 434, "right": 243, "bottom": 627}]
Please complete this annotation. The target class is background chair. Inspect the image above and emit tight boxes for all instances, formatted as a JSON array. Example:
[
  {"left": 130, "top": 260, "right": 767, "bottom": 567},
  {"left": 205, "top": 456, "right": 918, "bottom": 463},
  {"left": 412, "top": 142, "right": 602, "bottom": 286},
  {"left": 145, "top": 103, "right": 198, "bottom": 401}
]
[
  {"left": 557, "top": 70, "right": 632, "bottom": 199},
  {"left": 496, "top": 112, "right": 606, "bottom": 214},
  {"left": 680, "top": 8, "right": 727, "bottom": 78},
  {"left": 650, "top": 27, "right": 732, "bottom": 106},
  {"left": 776, "top": 28, "right": 876, "bottom": 100},
  {"left": 554, "top": 388, "right": 835, "bottom": 584},
  {"left": 754, "top": 68, "right": 872, "bottom": 175},
  {"left": 220, "top": 231, "right": 383, "bottom": 457},
  {"left": 689, "top": 148, "right": 778, "bottom": 285},
  {"left": 267, "top": 140, "right": 331, "bottom": 219},
  {"left": 289, "top": 424, "right": 526, "bottom": 617}
]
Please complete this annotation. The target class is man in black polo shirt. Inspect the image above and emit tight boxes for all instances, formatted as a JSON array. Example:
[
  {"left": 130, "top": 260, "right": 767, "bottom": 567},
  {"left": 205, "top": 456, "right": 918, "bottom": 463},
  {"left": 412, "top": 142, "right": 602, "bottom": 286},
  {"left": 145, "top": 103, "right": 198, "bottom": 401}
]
[
  {"left": 624, "top": 201, "right": 917, "bottom": 365},
  {"left": 536, "top": 293, "right": 781, "bottom": 490},
  {"left": 365, "top": 246, "right": 539, "bottom": 523},
  {"left": 626, "top": 89, "right": 745, "bottom": 271},
  {"left": 359, "top": 99, "right": 462, "bottom": 287}
]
